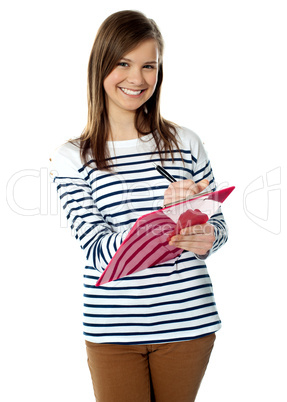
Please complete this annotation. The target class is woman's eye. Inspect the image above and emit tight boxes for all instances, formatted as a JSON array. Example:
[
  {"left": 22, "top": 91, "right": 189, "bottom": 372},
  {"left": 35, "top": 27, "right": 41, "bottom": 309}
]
[
  {"left": 144, "top": 65, "right": 154, "bottom": 69},
  {"left": 118, "top": 62, "right": 128, "bottom": 67}
]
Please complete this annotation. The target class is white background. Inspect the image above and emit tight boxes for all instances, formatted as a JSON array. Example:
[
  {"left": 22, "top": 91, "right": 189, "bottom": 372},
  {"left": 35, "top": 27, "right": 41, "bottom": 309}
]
[{"left": 1, "top": 0, "right": 286, "bottom": 401}]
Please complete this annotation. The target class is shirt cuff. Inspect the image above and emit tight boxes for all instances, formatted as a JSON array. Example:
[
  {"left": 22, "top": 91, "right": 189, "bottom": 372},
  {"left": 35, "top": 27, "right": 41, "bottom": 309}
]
[{"left": 194, "top": 250, "right": 211, "bottom": 260}]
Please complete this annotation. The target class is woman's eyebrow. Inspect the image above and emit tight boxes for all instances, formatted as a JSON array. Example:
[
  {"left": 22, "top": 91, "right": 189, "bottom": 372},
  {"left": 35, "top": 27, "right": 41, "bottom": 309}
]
[{"left": 121, "top": 57, "right": 158, "bottom": 64}]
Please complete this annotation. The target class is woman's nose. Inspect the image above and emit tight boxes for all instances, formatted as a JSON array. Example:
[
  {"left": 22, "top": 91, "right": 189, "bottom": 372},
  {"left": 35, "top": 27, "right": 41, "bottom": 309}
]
[{"left": 126, "top": 68, "right": 144, "bottom": 86}]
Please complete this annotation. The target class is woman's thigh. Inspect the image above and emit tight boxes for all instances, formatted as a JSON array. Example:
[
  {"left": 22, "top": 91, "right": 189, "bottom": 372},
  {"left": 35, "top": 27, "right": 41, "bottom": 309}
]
[
  {"left": 85, "top": 341, "right": 151, "bottom": 402},
  {"left": 148, "top": 333, "right": 216, "bottom": 402}
]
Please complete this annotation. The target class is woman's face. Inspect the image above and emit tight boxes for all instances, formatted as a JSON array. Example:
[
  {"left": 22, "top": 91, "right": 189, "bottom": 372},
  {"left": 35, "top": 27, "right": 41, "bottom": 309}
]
[{"left": 103, "top": 39, "right": 159, "bottom": 118}]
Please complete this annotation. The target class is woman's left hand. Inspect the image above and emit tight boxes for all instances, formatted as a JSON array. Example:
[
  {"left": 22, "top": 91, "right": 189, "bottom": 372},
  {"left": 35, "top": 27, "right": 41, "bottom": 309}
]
[{"left": 169, "top": 223, "right": 215, "bottom": 255}]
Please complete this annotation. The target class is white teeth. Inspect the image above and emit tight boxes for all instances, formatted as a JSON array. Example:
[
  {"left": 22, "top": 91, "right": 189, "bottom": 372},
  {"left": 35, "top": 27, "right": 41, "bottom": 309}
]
[{"left": 120, "top": 87, "right": 142, "bottom": 95}]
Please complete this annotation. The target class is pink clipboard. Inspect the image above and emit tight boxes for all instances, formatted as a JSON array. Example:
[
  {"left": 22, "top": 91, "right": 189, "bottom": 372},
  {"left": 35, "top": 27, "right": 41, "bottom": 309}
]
[{"left": 96, "top": 186, "right": 235, "bottom": 286}]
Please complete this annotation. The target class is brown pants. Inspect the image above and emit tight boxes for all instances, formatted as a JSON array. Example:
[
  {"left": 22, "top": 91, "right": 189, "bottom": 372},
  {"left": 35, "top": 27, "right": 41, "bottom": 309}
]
[{"left": 85, "top": 333, "right": 215, "bottom": 402}]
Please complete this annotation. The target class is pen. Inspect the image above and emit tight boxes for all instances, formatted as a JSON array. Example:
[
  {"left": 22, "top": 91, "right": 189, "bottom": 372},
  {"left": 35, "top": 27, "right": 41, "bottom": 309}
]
[{"left": 152, "top": 162, "right": 177, "bottom": 183}]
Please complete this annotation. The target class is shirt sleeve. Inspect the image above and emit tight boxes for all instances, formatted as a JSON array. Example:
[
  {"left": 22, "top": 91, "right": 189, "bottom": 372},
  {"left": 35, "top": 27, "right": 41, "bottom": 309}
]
[
  {"left": 50, "top": 144, "right": 129, "bottom": 273},
  {"left": 191, "top": 136, "right": 229, "bottom": 260}
]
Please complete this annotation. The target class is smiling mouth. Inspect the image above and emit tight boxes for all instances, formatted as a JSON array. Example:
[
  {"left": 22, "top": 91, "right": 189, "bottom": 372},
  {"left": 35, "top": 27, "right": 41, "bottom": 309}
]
[{"left": 119, "top": 87, "right": 146, "bottom": 96}]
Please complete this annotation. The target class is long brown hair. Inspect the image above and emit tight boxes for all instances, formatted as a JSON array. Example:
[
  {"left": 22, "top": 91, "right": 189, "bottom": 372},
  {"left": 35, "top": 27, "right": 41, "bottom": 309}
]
[{"left": 77, "top": 10, "right": 182, "bottom": 170}]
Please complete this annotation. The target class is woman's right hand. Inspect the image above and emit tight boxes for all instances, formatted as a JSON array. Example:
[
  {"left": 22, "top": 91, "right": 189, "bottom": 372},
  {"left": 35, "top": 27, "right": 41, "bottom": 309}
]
[{"left": 163, "top": 179, "right": 209, "bottom": 207}]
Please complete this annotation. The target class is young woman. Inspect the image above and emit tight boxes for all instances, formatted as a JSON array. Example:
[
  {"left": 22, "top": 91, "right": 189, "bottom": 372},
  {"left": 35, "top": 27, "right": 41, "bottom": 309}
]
[{"left": 51, "top": 10, "right": 228, "bottom": 402}]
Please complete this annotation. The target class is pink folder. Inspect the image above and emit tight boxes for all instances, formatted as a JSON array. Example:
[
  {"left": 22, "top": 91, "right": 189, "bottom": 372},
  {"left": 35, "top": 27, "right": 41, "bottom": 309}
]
[{"left": 96, "top": 186, "right": 235, "bottom": 286}]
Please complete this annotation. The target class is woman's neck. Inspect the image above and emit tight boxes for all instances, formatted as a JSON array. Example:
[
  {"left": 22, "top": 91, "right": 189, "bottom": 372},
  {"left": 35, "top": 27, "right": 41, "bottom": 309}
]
[
  {"left": 107, "top": 110, "right": 149, "bottom": 141},
  {"left": 108, "top": 122, "right": 139, "bottom": 141}
]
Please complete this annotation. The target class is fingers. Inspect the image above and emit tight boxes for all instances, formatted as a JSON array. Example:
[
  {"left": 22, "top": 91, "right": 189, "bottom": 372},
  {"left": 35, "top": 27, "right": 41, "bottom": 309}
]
[
  {"left": 169, "top": 237, "right": 214, "bottom": 254},
  {"left": 168, "top": 223, "right": 215, "bottom": 254},
  {"left": 163, "top": 179, "right": 209, "bottom": 206},
  {"left": 168, "top": 179, "right": 209, "bottom": 197},
  {"left": 180, "top": 223, "right": 214, "bottom": 235}
]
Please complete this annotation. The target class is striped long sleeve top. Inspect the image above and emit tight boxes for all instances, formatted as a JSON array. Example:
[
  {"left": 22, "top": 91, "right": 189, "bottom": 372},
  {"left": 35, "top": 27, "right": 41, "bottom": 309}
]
[{"left": 50, "top": 126, "right": 228, "bottom": 345}]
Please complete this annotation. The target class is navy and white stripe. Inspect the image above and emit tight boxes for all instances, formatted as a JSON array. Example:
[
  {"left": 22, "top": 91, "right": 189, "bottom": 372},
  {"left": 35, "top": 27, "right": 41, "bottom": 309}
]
[{"left": 50, "top": 126, "right": 228, "bottom": 344}]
